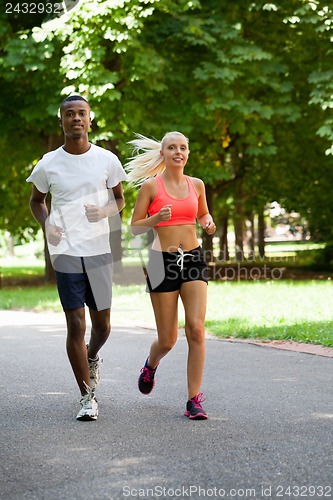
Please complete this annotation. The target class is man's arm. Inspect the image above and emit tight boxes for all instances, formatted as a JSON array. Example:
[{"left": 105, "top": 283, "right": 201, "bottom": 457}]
[
  {"left": 30, "top": 185, "right": 49, "bottom": 230},
  {"left": 29, "top": 185, "right": 63, "bottom": 246},
  {"left": 84, "top": 182, "right": 125, "bottom": 222},
  {"left": 110, "top": 182, "right": 125, "bottom": 214}
]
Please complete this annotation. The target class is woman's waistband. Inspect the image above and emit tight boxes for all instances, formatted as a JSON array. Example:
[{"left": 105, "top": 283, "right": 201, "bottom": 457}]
[{"left": 150, "top": 246, "right": 202, "bottom": 257}]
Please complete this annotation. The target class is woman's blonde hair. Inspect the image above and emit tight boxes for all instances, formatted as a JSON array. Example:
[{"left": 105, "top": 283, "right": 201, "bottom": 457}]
[{"left": 126, "top": 131, "right": 189, "bottom": 185}]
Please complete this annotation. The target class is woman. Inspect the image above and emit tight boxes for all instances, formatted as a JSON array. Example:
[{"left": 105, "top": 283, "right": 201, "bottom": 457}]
[{"left": 127, "top": 131, "right": 216, "bottom": 419}]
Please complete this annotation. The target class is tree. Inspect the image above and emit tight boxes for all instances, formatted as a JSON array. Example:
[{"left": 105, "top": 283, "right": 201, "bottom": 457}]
[{"left": 1, "top": 0, "right": 333, "bottom": 268}]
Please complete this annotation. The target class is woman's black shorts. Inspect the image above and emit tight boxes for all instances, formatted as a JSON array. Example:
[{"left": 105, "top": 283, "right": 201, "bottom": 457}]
[{"left": 146, "top": 246, "right": 208, "bottom": 293}]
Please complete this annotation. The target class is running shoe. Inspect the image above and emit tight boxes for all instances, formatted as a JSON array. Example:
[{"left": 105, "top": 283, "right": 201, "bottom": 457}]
[
  {"left": 86, "top": 344, "right": 102, "bottom": 390},
  {"left": 184, "top": 393, "right": 208, "bottom": 420},
  {"left": 76, "top": 382, "right": 98, "bottom": 421},
  {"left": 138, "top": 358, "right": 158, "bottom": 394}
]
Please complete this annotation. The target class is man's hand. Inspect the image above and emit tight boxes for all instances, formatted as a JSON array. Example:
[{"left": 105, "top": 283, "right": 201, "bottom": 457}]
[
  {"left": 45, "top": 221, "right": 64, "bottom": 246},
  {"left": 84, "top": 204, "right": 106, "bottom": 223}
]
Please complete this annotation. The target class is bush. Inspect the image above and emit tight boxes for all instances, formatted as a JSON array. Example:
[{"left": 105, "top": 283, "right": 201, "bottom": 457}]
[{"left": 310, "top": 243, "right": 333, "bottom": 271}]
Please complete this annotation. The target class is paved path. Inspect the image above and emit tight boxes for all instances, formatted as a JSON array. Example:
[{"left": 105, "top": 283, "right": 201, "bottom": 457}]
[
  {"left": 0, "top": 311, "right": 332, "bottom": 500},
  {"left": 222, "top": 338, "right": 333, "bottom": 358}
]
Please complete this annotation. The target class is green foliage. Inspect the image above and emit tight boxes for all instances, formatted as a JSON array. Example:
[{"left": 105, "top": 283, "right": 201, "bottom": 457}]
[
  {"left": 1, "top": 0, "right": 333, "bottom": 244},
  {"left": 311, "top": 243, "right": 333, "bottom": 270}
]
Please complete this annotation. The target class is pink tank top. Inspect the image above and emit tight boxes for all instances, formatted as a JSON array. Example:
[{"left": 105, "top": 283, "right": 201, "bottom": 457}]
[{"left": 148, "top": 175, "right": 199, "bottom": 227}]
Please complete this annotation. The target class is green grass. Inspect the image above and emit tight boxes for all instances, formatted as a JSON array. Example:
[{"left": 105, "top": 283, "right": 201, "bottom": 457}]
[
  {"left": 205, "top": 281, "right": 333, "bottom": 348},
  {"left": 1, "top": 269, "right": 333, "bottom": 347},
  {"left": 0, "top": 285, "right": 61, "bottom": 312},
  {"left": 2, "top": 265, "right": 45, "bottom": 278}
]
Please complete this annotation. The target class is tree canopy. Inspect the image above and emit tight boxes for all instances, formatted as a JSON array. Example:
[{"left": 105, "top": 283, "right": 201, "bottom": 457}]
[{"left": 1, "top": 0, "right": 333, "bottom": 251}]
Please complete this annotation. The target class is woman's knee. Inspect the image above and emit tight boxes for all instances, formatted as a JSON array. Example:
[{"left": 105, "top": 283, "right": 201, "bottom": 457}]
[
  {"left": 162, "top": 340, "right": 177, "bottom": 353},
  {"left": 157, "top": 334, "right": 177, "bottom": 354},
  {"left": 186, "top": 322, "right": 205, "bottom": 344}
]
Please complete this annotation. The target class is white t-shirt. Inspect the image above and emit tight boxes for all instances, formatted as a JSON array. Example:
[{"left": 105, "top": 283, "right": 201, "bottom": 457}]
[{"left": 26, "top": 144, "right": 128, "bottom": 257}]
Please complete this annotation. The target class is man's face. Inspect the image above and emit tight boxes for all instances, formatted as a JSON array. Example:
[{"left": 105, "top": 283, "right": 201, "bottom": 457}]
[{"left": 60, "top": 100, "right": 91, "bottom": 139}]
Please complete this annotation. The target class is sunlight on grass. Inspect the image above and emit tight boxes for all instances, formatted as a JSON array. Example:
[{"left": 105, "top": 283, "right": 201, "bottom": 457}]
[
  {"left": 205, "top": 281, "right": 333, "bottom": 347},
  {"left": 0, "top": 286, "right": 62, "bottom": 312},
  {"left": 1, "top": 261, "right": 333, "bottom": 347}
]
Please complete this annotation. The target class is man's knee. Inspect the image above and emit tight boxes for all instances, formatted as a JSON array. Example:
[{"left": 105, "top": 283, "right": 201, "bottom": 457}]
[
  {"left": 91, "top": 310, "right": 111, "bottom": 337},
  {"left": 66, "top": 309, "right": 86, "bottom": 337}
]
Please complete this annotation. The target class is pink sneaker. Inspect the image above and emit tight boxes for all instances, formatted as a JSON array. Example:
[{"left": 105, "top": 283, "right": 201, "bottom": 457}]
[
  {"left": 184, "top": 393, "right": 208, "bottom": 420},
  {"left": 138, "top": 358, "right": 158, "bottom": 394}
]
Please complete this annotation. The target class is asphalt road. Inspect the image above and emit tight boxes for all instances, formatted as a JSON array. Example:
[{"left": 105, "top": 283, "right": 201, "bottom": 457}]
[{"left": 0, "top": 311, "right": 332, "bottom": 500}]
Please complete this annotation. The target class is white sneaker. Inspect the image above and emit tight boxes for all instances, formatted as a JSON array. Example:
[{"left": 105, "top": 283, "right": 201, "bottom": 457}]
[
  {"left": 86, "top": 344, "right": 102, "bottom": 390},
  {"left": 88, "top": 356, "right": 101, "bottom": 390},
  {"left": 76, "top": 383, "right": 98, "bottom": 421}
]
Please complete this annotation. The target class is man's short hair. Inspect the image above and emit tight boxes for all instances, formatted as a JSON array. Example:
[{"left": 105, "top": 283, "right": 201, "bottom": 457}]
[{"left": 60, "top": 95, "right": 89, "bottom": 109}]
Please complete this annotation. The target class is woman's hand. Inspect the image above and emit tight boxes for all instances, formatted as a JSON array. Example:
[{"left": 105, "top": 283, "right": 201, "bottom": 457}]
[
  {"left": 203, "top": 218, "right": 216, "bottom": 235},
  {"left": 158, "top": 204, "right": 172, "bottom": 223}
]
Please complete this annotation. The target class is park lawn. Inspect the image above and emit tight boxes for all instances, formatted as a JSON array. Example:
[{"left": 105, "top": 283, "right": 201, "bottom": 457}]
[
  {"left": 0, "top": 277, "right": 333, "bottom": 347},
  {"left": 1, "top": 265, "right": 45, "bottom": 278},
  {"left": 206, "top": 281, "right": 333, "bottom": 348},
  {"left": 0, "top": 285, "right": 61, "bottom": 312}
]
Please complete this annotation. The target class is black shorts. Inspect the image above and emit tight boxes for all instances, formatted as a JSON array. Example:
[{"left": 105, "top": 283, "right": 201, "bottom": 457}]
[
  {"left": 53, "top": 254, "right": 113, "bottom": 311},
  {"left": 146, "top": 246, "right": 208, "bottom": 293}
]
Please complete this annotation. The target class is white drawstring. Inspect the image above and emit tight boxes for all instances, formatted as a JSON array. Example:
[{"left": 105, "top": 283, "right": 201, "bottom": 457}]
[{"left": 176, "top": 246, "right": 192, "bottom": 271}]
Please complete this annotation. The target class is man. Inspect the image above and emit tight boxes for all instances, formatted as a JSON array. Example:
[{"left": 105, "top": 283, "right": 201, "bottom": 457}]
[{"left": 27, "top": 95, "right": 127, "bottom": 421}]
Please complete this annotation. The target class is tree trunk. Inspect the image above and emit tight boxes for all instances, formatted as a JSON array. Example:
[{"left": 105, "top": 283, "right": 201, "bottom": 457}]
[
  {"left": 247, "top": 212, "right": 255, "bottom": 260},
  {"left": 41, "top": 135, "right": 62, "bottom": 282},
  {"left": 219, "top": 215, "right": 229, "bottom": 261},
  {"left": 258, "top": 208, "right": 265, "bottom": 259},
  {"left": 201, "top": 184, "right": 214, "bottom": 262},
  {"left": 234, "top": 181, "right": 244, "bottom": 261},
  {"left": 5, "top": 232, "right": 15, "bottom": 257}
]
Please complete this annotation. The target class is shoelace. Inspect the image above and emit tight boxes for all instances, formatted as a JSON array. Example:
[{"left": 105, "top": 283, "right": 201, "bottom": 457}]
[
  {"left": 141, "top": 366, "right": 155, "bottom": 383},
  {"left": 192, "top": 392, "right": 205, "bottom": 408},
  {"left": 88, "top": 357, "right": 101, "bottom": 377},
  {"left": 82, "top": 380, "right": 95, "bottom": 402},
  {"left": 176, "top": 246, "right": 192, "bottom": 271}
]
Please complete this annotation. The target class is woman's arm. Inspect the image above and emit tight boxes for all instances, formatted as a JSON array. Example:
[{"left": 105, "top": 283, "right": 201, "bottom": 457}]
[
  {"left": 130, "top": 180, "right": 171, "bottom": 235},
  {"left": 193, "top": 178, "right": 216, "bottom": 235}
]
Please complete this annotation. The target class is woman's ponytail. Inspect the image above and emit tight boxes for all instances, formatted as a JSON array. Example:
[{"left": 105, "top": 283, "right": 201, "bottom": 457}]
[
  {"left": 125, "top": 134, "right": 165, "bottom": 185},
  {"left": 126, "top": 131, "right": 189, "bottom": 185}
]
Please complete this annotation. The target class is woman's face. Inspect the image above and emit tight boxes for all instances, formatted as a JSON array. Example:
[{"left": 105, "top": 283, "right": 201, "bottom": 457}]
[{"left": 161, "top": 133, "right": 189, "bottom": 169}]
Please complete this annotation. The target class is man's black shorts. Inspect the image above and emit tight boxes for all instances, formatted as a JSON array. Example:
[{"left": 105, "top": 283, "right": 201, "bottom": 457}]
[
  {"left": 53, "top": 254, "right": 113, "bottom": 311},
  {"left": 146, "top": 246, "right": 208, "bottom": 293}
]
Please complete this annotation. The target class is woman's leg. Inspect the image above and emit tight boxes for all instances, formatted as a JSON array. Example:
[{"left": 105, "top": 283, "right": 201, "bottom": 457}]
[
  {"left": 180, "top": 281, "right": 207, "bottom": 400},
  {"left": 148, "top": 291, "right": 180, "bottom": 368}
]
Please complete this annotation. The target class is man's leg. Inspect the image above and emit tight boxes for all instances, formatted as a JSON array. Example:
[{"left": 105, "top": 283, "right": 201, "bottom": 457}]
[
  {"left": 65, "top": 307, "right": 90, "bottom": 396},
  {"left": 84, "top": 254, "right": 113, "bottom": 359},
  {"left": 87, "top": 308, "right": 111, "bottom": 360}
]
